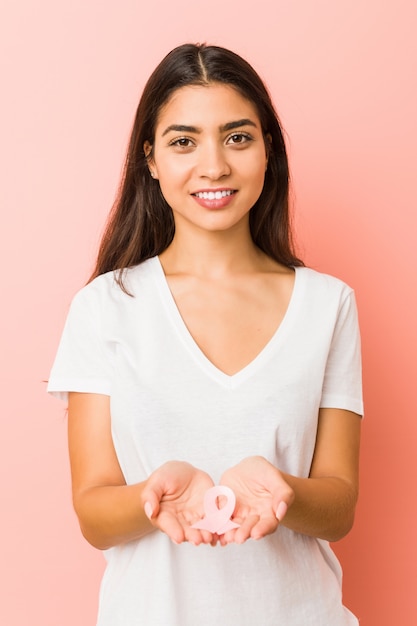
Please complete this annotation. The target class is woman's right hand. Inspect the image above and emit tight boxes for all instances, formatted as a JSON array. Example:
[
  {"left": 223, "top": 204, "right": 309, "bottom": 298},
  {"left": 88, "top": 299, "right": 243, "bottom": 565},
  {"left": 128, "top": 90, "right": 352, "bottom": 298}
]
[{"left": 141, "top": 461, "right": 215, "bottom": 545}]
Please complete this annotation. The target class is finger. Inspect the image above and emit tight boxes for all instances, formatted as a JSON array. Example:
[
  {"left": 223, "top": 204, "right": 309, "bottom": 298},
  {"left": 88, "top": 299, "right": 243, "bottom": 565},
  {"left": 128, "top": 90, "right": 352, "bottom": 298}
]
[
  {"left": 218, "top": 509, "right": 247, "bottom": 545},
  {"left": 272, "top": 486, "right": 294, "bottom": 519},
  {"left": 142, "top": 481, "right": 165, "bottom": 519},
  {"left": 156, "top": 511, "right": 185, "bottom": 544},
  {"left": 184, "top": 525, "right": 207, "bottom": 546},
  {"left": 275, "top": 500, "right": 288, "bottom": 522},
  {"left": 250, "top": 515, "right": 279, "bottom": 540},
  {"left": 200, "top": 529, "right": 214, "bottom": 545},
  {"left": 232, "top": 514, "right": 260, "bottom": 544},
  {"left": 144, "top": 501, "right": 153, "bottom": 520},
  {"left": 142, "top": 493, "right": 160, "bottom": 520},
  {"left": 219, "top": 527, "right": 239, "bottom": 545}
]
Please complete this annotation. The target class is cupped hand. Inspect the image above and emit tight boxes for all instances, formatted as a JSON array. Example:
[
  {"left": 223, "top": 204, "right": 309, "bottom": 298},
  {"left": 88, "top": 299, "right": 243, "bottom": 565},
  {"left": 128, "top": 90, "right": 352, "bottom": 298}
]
[
  {"left": 219, "top": 456, "right": 294, "bottom": 545},
  {"left": 141, "top": 461, "right": 216, "bottom": 545}
]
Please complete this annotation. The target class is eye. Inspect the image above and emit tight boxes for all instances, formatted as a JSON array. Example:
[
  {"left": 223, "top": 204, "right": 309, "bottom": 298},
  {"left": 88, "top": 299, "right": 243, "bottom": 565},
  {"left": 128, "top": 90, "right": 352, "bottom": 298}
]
[
  {"left": 226, "top": 132, "right": 253, "bottom": 146},
  {"left": 169, "top": 137, "right": 195, "bottom": 149}
]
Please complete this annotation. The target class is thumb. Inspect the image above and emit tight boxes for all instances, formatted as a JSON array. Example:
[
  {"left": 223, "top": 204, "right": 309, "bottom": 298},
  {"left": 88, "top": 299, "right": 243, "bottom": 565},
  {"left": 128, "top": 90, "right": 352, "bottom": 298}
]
[
  {"left": 271, "top": 486, "right": 293, "bottom": 522},
  {"left": 275, "top": 500, "right": 288, "bottom": 522},
  {"left": 142, "top": 485, "right": 162, "bottom": 521}
]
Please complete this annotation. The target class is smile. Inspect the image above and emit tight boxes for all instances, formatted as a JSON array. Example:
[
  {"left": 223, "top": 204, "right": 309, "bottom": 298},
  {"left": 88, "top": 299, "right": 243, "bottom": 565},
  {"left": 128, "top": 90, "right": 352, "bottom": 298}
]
[{"left": 193, "top": 190, "right": 235, "bottom": 200}]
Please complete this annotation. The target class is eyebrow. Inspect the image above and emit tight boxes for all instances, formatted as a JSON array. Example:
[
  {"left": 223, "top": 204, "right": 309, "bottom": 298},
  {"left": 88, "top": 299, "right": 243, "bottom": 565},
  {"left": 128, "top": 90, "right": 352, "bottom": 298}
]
[{"left": 161, "top": 118, "right": 258, "bottom": 136}]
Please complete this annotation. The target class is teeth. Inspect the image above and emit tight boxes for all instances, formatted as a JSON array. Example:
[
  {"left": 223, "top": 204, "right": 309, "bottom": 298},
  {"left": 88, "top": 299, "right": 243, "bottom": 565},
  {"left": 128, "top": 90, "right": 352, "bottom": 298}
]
[{"left": 195, "top": 190, "right": 233, "bottom": 199}]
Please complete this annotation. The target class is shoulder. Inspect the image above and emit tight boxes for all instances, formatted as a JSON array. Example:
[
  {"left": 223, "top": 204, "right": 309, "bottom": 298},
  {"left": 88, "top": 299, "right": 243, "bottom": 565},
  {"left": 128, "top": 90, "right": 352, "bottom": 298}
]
[
  {"left": 293, "top": 266, "right": 358, "bottom": 323},
  {"left": 295, "top": 266, "right": 354, "bottom": 300},
  {"left": 72, "top": 257, "right": 159, "bottom": 307}
]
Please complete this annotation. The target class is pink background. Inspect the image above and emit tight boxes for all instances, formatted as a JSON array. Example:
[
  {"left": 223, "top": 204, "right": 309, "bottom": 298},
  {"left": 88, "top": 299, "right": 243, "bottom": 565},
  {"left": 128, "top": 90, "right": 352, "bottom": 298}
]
[{"left": 1, "top": 1, "right": 416, "bottom": 624}]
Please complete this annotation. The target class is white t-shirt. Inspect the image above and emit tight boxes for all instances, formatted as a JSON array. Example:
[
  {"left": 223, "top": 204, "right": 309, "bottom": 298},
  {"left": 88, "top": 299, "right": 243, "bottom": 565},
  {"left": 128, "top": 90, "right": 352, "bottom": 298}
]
[{"left": 48, "top": 257, "right": 363, "bottom": 626}]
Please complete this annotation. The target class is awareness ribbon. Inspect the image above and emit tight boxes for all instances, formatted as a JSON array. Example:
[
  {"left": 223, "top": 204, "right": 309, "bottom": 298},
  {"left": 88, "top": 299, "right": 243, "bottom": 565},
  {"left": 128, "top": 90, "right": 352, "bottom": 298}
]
[{"left": 191, "top": 485, "right": 240, "bottom": 534}]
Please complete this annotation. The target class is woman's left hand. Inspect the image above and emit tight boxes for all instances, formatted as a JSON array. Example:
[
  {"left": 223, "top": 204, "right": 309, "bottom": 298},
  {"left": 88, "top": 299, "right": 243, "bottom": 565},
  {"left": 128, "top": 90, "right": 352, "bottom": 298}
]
[{"left": 219, "top": 456, "right": 294, "bottom": 545}]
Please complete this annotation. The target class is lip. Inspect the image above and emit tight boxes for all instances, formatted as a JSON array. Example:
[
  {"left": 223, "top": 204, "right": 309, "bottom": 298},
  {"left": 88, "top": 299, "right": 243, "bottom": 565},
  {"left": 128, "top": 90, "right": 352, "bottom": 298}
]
[{"left": 191, "top": 188, "right": 237, "bottom": 210}]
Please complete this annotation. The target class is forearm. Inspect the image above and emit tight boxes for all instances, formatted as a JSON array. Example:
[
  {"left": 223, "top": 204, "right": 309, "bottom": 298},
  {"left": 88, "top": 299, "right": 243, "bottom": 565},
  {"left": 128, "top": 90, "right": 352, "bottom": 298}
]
[
  {"left": 279, "top": 473, "right": 358, "bottom": 542},
  {"left": 73, "top": 482, "right": 153, "bottom": 550}
]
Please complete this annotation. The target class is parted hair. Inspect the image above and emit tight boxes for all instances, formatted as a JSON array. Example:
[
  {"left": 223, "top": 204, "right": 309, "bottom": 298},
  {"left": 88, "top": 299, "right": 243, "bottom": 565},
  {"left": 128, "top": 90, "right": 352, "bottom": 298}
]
[{"left": 89, "top": 43, "right": 303, "bottom": 286}]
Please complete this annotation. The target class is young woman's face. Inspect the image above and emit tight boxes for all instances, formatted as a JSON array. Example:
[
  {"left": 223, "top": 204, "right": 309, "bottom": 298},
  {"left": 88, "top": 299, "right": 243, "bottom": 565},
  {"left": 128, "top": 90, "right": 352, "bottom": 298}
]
[{"left": 146, "top": 83, "right": 268, "bottom": 236}]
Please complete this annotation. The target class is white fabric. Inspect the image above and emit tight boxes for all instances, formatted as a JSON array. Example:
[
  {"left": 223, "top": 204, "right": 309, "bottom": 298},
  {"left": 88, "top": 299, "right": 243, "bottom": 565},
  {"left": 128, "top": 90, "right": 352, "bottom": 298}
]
[{"left": 48, "top": 257, "right": 363, "bottom": 626}]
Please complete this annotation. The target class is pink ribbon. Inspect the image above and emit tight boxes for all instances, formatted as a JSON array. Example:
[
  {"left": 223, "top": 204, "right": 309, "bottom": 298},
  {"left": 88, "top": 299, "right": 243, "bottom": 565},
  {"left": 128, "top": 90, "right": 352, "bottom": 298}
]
[{"left": 191, "top": 485, "right": 240, "bottom": 534}]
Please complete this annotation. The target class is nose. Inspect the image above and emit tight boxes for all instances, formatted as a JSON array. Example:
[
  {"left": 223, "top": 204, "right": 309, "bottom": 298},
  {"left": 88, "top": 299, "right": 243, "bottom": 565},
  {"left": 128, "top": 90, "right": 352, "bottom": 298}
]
[{"left": 196, "top": 141, "right": 230, "bottom": 180}]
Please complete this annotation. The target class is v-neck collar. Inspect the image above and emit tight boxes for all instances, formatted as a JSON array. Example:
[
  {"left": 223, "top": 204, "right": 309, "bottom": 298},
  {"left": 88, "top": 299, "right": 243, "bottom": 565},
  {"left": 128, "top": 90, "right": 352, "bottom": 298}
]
[{"left": 150, "top": 256, "right": 303, "bottom": 389}]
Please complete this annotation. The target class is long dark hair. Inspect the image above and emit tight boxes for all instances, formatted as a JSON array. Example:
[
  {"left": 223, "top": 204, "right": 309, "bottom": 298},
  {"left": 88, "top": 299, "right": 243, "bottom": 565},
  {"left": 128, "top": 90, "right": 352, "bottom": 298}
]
[{"left": 90, "top": 43, "right": 303, "bottom": 286}]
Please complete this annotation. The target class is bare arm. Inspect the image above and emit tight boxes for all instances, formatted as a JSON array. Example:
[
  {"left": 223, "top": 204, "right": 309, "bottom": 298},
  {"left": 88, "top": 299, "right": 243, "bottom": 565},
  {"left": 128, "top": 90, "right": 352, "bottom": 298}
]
[
  {"left": 220, "top": 408, "right": 361, "bottom": 543},
  {"left": 68, "top": 392, "right": 215, "bottom": 550},
  {"left": 68, "top": 392, "right": 152, "bottom": 550},
  {"left": 281, "top": 408, "right": 361, "bottom": 541}
]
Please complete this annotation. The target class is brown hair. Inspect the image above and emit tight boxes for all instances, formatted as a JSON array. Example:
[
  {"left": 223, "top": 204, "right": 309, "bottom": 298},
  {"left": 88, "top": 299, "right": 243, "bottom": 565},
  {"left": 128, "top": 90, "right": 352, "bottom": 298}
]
[{"left": 90, "top": 43, "right": 303, "bottom": 287}]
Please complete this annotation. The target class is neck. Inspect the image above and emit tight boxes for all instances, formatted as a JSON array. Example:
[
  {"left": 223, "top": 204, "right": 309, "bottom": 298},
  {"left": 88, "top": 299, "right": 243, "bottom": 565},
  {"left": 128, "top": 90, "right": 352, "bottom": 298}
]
[{"left": 159, "top": 223, "right": 265, "bottom": 278}]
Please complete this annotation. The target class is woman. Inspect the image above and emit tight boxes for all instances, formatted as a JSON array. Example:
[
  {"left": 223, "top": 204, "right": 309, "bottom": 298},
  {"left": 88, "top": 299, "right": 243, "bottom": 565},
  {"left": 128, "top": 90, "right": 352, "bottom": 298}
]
[{"left": 48, "top": 43, "right": 363, "bottom": 625}]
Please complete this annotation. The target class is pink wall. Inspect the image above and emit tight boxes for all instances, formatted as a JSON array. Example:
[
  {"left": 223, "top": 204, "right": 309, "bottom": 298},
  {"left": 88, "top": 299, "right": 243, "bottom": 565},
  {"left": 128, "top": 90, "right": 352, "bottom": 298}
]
[{"left": 1, "top": 1, "right": 416, "bottom": 624}]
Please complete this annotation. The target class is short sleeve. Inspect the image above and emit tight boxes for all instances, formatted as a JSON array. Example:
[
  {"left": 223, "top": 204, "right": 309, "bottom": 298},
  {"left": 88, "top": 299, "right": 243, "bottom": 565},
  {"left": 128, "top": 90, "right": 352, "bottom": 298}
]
[
  {"left": 320, "top": 290, "right": 364, "bottom": 416},
  {"left": 47, "top": 286, "right": 112, "bottom": 402}
]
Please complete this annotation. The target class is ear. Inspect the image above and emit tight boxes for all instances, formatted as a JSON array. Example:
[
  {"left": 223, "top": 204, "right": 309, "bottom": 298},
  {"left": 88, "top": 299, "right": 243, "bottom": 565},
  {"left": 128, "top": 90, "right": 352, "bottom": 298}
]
[{"left": 143, "top": 141, "right": 158, "bottom": 179}]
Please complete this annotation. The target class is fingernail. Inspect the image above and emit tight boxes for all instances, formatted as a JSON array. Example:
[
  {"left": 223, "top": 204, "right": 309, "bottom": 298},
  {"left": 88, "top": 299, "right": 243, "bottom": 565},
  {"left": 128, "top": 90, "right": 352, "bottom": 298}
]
[
  {"left": 144, "top": 501, "right": 153, "bottom": 520},
  {"left": 276, "top": 501, "right": 288, "bottom": 521}
]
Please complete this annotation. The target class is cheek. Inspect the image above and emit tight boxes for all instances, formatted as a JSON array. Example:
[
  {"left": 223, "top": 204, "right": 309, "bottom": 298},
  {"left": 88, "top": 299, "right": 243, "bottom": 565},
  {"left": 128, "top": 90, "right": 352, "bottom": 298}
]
[
  {"left": 246, "top": 171, "right": 267, "bottom": 207},
  {"left": 240, "top": 149, "right": 267, "bottom": 180},
  {"left": 155, "top": 158, "right": 192, "bottom": 186},
  {"left": 156, "top": 164, "right": 190, "bottom": 206},
  {"left": 249, "top": 161, "right": 268, "bottom": 193}
]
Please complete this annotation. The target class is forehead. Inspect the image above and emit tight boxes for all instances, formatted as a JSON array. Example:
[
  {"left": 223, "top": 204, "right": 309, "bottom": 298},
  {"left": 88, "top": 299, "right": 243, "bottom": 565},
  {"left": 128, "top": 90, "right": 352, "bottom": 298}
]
[{"left": 155, "top": 83, "right": 261, "bottom": 130}]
